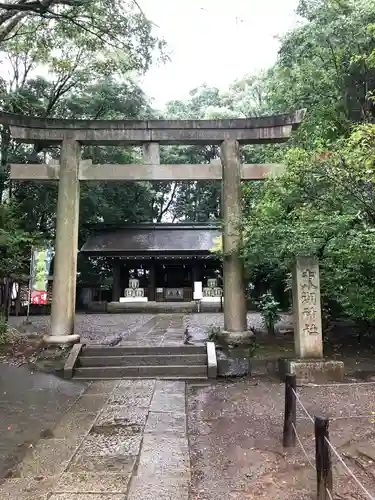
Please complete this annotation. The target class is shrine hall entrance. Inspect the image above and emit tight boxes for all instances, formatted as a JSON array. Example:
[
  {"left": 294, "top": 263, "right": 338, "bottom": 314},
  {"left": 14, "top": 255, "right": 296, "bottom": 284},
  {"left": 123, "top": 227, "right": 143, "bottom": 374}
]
[
  {"left": 123, "top": 260, "right": 222, "bottom": 303},
  {"left": 160, "top": 264, "right": 192, "bottom": 301}
]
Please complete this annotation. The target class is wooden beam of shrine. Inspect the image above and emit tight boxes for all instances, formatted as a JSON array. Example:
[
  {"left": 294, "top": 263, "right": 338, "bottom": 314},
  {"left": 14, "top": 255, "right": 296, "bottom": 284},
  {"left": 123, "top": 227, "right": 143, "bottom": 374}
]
[{"left": 10, "top": 163, "right": 285, "bottom": 181}]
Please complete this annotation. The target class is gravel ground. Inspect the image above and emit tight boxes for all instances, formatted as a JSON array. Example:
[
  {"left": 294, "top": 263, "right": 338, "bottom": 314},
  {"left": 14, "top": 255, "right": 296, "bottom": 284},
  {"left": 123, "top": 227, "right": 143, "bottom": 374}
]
[
  {"left": 9, "top": 312, "right": 293, "bottom": 345},
  {"left": 185, "top": 313, "right": 293, "bottom": 343},
  {"left": 187, "top": 379, "right": 375, "bottom": 500},
  {"left": 9, "top": 313, "right": 155, "bottom": 344}
]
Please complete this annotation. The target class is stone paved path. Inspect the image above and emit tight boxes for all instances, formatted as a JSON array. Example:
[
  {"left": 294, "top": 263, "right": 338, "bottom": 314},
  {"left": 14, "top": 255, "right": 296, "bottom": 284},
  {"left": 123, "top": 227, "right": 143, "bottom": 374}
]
[
  {"left": 0, "top": 378, "right": 189, "bottom": 500},
  {"left": 2, "top": 311, "right": 294, "bottom": 499},
  {"left": 119, "top": 314, "right": 186, "bottom": 347}
]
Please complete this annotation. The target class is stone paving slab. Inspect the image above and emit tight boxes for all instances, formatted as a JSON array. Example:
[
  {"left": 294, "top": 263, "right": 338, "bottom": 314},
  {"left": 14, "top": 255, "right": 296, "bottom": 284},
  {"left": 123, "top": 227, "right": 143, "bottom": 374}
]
[
  {"left": 2, "top": 491, "right": 48, "bottom": 500},
  {"left": 0, "top": 477, "right": 56, "bottom": 500},
  {"left": 144, "top": 411, "right": 186, "bottom": 436},
  {"left": 84, "top": 381, "right": 120, "bottom": 395},
  {"left": 136, "top": 435, "right": 190, "bottom": 477},
  {"left": 78, "top": 428, "right": 142, "bottom": 457},
  {"left": 50, "top": 495, "right": 125, "bottom": 500},
  {"left": 54, "top": 471, "right": 131, "bottom": 493},
  {"left": 153, "top": 380, "right": 186, "bottom": 393},
  {"left": 53, "top": 412, "right": 97, "bottom": 439},
  {"left": 128, "top": 476, "right": 189, "bottom": 500},
  {"left": 15, "top": 438, "right": 81, "bottom": 478},
  {"left": 115, "top": 379, "right": 155, "bottom": 391},
  {"left": 150, "top": 390, "right": 186, "bottom": 413},
  {"left": 96, "top": 405, "right": 148, "bottom": 427},
  {"left": 67, "top": 453, "right": 135, "bottom": 474},
  {"left": 109, "top": 380, "right": 155, "bottom": 407},
  {"left": 118, "top": 314, "right": 185, "bottom": 347},
  {"left": 69, "top": 395, "right": 110, "bottom": 413}
]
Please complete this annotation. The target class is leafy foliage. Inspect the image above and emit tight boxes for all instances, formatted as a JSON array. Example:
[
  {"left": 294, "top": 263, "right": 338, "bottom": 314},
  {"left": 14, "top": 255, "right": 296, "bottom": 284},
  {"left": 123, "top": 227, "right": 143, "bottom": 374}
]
[
  {"left": 256, "top": 292, "right": 282, "bottom": 336},
  {"left": 0, "top": 0, "right": 164, "bottom": 68},
  {"left": 242, "top": 123, "right": 375, "bottom": 322},
  {"left": 267, "top": 0, "right": 375, "bottom": 147},
  {"left": 0, "top": 0, "right": 164, "bottom": 299}
]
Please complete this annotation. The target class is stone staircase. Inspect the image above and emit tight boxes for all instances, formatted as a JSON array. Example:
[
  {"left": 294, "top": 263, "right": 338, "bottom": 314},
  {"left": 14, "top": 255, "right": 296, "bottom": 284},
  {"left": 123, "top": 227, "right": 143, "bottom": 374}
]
[{"left": 69, "top": 345, "right": 209, "bottom": 380}]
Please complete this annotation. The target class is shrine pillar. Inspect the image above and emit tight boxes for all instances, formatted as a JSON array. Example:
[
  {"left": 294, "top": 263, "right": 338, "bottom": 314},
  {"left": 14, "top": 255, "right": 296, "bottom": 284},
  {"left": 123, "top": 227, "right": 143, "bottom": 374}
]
[
  {"left": 220, "top": 139, "right": 248, "bottom": 342},
  {"left": 112, "top": 260, "right": 122, "bottom": 302},
  {"left": 149, "top": 260, "right": 156, "bottom": 301},
  {"left": 143, "top": 142, "right": 160, "bottom": 164},
  {"left": 45, "top": 138, "right": 81, "bottom": 344},
  {"left": 192, "top": 261, "right": 203, "bottom": 284}
]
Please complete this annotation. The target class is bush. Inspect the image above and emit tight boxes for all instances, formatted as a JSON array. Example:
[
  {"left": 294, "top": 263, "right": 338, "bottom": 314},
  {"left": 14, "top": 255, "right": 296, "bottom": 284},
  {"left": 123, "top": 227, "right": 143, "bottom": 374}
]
[
  {"left": 207, "top": 326, "right": 221, "bottom": 343},
  {"left": 0, "top": 317, "right": 18, "bottom": 346},
  {"left": 257, "top": 291, "right": 281, "bottom": 335}
]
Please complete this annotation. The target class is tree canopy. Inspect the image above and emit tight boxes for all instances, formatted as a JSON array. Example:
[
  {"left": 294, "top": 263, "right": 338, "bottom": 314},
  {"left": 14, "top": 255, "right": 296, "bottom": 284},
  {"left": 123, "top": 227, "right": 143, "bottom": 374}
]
[
  {"left": 239, "top": 0, "right": 375, "bottom": 322},
  {"left": 0, "top": 0, "right": 162, "bottom": 63}
]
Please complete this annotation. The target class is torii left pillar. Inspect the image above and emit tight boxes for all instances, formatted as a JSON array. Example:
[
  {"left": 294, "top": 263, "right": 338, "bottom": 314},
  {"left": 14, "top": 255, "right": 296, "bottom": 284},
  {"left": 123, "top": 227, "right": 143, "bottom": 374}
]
[
  {"left": 44, "top": 138, "right": 81, "bottom": 344},
  {"left": 220, "top": 139, "right": 248, "bottom": 343}
]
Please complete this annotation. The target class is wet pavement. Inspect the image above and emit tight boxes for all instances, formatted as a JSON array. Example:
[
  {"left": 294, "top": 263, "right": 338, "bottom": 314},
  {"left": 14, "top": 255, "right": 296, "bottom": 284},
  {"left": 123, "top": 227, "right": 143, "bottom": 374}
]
[
  {"left": 3, "top": 367, "right": 374, "bottom": 499},
  {"left": 119, "top": 314, "right": 187, "bottom": 346},
  {"left": 0, "top": 379, "right": 190, "bottom": 500},
  {"left": 0, "top": 363, "right": 87, "bottom": 481}
]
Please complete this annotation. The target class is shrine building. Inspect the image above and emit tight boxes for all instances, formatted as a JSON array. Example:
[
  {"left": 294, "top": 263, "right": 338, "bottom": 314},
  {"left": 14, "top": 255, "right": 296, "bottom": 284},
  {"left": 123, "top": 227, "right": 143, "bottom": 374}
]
[{"left": 80, "top": 223, "right": 223, "bottom": 304}]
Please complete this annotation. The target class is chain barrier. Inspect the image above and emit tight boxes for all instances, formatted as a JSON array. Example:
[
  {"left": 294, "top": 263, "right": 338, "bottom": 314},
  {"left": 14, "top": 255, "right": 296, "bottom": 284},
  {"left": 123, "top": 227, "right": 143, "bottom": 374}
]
[{"left": 284, "top": 378, "right": 375, "bottom": 500}]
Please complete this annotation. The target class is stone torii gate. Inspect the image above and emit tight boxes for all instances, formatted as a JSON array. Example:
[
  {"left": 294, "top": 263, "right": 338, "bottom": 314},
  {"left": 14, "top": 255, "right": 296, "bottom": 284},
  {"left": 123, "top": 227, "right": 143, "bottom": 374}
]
[{"left": 0, "top": 111, "right": 305, "bottom": 345}]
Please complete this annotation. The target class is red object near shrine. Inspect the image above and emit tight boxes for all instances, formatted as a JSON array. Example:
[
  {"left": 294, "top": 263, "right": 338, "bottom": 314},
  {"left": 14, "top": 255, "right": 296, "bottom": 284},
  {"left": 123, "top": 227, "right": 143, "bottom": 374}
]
[{"left": 31, "top": 290, "right": 48, "bottom": 305}]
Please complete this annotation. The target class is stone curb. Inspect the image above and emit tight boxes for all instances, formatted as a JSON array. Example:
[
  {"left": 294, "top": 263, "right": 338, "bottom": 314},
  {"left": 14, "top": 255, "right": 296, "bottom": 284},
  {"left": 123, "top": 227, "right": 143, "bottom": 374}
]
[
  {"left": 64, "top": 344, "right": 83, "bottom": 379},
  {"left": 206, "top": 342, "right": 217, "bottom": 379}
]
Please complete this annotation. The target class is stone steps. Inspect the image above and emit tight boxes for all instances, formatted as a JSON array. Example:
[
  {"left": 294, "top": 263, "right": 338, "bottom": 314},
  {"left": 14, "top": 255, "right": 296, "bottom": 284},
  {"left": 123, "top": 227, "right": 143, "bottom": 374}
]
[
  {"left": 81, "top": 345, "right": 204, "bottom": 356},
  {"left": 74, "top": 364, "right": 208, "bottom": 380},
  {"left": 69, "top": 344, "right": 209, "bottom": 380},
  {"left": 79, "top": 354, "right": 207, "bottom": 367}
]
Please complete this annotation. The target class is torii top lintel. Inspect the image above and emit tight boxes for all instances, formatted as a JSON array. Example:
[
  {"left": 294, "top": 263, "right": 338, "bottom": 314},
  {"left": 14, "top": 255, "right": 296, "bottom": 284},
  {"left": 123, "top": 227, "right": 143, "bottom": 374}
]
[{"left": 0, "top": 110, "right": 306, "bottom": 146}]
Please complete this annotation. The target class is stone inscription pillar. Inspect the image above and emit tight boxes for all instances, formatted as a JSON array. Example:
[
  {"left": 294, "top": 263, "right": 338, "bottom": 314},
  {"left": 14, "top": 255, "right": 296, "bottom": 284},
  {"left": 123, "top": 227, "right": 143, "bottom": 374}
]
[
  {"left": 292, "top": 256, "right": 323, "bottom": 358},
  {"left": 45, "top": 138, "right": 81, "bottom": 344},
  {"left": 112, "top": 260, "right": 122, "bottom": 302},
  {"left": 221, "top": 139, "right": 248, "bottom": 341}
]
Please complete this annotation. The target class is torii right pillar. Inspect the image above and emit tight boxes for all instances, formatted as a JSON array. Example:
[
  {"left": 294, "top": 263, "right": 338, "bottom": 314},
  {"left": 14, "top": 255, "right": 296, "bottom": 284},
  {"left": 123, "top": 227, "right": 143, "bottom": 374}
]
[{"left": 220, "top": 139, "right": 249, "bottom": 344}]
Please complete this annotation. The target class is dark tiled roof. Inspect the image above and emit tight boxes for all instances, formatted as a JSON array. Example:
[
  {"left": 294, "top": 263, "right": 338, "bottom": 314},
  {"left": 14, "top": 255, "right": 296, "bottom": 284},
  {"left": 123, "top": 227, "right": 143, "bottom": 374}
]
[{"left": 80, "top": 224, "right": 221, "bottom": 254}]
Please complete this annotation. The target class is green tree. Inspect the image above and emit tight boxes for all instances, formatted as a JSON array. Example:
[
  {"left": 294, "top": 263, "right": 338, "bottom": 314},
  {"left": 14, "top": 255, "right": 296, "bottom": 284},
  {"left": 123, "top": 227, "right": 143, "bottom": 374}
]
[
  {"left": 0, "top": 5, "right": 164, "bottom": 289},
  {"left": 0, "top": 0, "right": 162, "bottom": 61},
  {"left": 267, "top": 0, "right": 375, "bottom": 147},
  {"left": 242, "top": 123, "right": 375, "bottom": 322}
]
